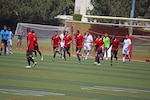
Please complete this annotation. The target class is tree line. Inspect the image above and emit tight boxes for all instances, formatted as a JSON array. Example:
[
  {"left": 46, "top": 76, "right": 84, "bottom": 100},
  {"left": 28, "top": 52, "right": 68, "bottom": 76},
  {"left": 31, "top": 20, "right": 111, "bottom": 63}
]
[{"left": 0, "top": 0, "right": 149, "bottom": 31}]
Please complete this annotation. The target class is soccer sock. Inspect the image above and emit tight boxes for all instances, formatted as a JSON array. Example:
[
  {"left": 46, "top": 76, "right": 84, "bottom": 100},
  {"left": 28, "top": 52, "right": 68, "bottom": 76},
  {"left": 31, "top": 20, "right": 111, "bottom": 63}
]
[
  {"left": 38, "top": 51, "right": 42, "bottom": 56},
  {"left": 111, "top": 56, "right": 113, "bottom": 63},
  {"left": 53, "top": 52, "right": 56, "bottom": 58},
  {"left": 27, "top": 57, "right": 31, "bottom": 66},
  {"left": 67, "top": 51, "right": 70, "bottom": 57},
  {"left": 122, "top": 57, "right": 125, "bottom": 62},
  {"left": 34, "top": 51, "right": 37, "bottom": 57},
  {"left": 77, "top": 54, "right": 81, "bottom": 61},
  {"left": 86, "top": 52, "right": 89, "bottom": 58},
  {"left": 97, "top": 56, "right": 100, "bottom": 63},
  {"left": 29, "top": 57, "right": 35, "bottom": 63},
  {"left": 4, "top": 46, "right": 6, "bottom": 54},
  {"left": 64, "top": 51, "right": 66, "bottom": 59},
  {"left": 95, "top": 56, "right": 97, "bottom": 62},
  {"left": 10, "top": 45, "right": 12, "bottom": 53}
]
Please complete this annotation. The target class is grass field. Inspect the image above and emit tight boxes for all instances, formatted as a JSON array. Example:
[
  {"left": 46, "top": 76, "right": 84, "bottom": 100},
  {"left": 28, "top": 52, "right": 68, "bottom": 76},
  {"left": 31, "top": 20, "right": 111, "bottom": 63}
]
[{"left": 0, "top": 50, "right": 150, "bottom": 100}]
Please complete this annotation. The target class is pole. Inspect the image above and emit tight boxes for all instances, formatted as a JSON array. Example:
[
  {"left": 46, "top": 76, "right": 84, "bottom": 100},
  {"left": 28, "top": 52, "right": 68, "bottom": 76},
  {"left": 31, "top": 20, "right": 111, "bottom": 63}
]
[
  {"left": 129, "top": 0, "right": 135, "bottom": 59},
  {"left": 129, "top": 0, "right": 136, "bottom": 35}
]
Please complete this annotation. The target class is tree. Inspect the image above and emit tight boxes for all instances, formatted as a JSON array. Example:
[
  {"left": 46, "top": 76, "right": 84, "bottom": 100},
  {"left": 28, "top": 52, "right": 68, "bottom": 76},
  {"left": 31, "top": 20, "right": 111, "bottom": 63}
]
[{"left": 91, "top": 0, "right": 150, "bottom": 18}]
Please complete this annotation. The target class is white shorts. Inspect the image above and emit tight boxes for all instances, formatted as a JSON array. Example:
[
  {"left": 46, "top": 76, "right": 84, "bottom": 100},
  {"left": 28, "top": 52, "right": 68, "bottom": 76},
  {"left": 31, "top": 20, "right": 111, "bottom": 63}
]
[
  {"left": 7, "top": 39, "right": 12, "bottom": 46},
  {"left": 122, "top": 48, "right": 129, "bottom": 55},
  {"left": 60, "top": 42, "right": 64, "bottom": 48},
  {"left": 84, "top": 43, "right": 91, "bottom": 50}
]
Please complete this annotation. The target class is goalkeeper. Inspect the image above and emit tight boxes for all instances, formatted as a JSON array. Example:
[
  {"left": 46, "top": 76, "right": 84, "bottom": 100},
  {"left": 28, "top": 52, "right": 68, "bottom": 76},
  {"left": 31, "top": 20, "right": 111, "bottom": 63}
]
[{"left": 103, "top": 33, "right": 110, "bottom": 60}]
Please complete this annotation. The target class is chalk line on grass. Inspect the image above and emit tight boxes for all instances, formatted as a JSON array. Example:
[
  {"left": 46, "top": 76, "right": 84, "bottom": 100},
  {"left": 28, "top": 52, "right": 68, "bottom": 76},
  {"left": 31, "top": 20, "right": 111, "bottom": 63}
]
[
  {"left": 0, "top": 89, "right": 65, "bottom": 96},
  {"left": 81, "top": 86, "right": 150, "bottom": 93}
]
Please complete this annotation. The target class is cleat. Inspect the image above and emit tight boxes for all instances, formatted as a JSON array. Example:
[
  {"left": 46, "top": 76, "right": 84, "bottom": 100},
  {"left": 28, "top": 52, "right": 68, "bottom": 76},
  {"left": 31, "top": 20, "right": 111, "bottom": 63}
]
[
  {"left": 52, "top": 58, "right": 55, "bottom": 61},
  {"left": 93, "top": 62, "right": 97, "bottom": 65},
  {"left": 110, "top": 63, "right": 112, "bottom": 66},
  {"left": 25, "top": 66, "right": 31, "bottom": 69},
  {"left": 78, "top": 61, "right": 81, "bottom": 64},
  {"left": 41, "top": 56, "right": 43, "bottom": 60},
  {"left": 32, "top": 62, "right": 37, "bottom": 68},
  {"left": 97, "top": 63, "right": 101, "bottom": 66}
]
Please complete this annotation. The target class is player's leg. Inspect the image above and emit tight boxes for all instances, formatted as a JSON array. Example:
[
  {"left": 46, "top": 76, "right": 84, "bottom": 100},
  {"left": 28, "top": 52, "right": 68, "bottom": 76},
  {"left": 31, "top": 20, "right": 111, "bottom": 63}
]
[
  {"left": 25, "top": 50, "right": 37, "bottom": 68},
  {"left": 110, "top": 50, "right": 114, "bottom": 66},
  {"left": 52, "top": 46, "right": 56, "bottom": 60},
  {"left": 4, "top": 40, "right": 7, "bottom": 55},
  {"left": 29, "top": 50, "right": 37, "bottom": 67},
  {"left": 0, "top": 41, "right": 4, "bottom": 55},
  {"left": 96, "top": 50, "right": 101, "bottom": 66},
  {"left": 83, "top": 44, "right": 87, "bottom": 60},
  {"left": 105, "top": 48, "right": 108, "bottom": 60},
  {"left": 114, "top": 50, "right": 118, "bottom": 61},
  {"left": 94, "top": 49, "right": 97, "bottom": 64},
  {"left": 86, "top": 44, "right": 91, "bottom": 59},
  {"left": 63, "top": 47, "right": 67, "bottom": 61},
  {"left": 9, "top": 39, "right": 13, "bottom": 54},
  {"left": 76, "top": 47, "right": 82, "bottom": 64},
  {"left": 66, "top": 46, "right": 71, "bottom": 57},
  {"left": 6, "top": 40, "right": 9, "bottom": 54},
  {"left": 26, "top": 51, "right": 31, "bottom": 68}
]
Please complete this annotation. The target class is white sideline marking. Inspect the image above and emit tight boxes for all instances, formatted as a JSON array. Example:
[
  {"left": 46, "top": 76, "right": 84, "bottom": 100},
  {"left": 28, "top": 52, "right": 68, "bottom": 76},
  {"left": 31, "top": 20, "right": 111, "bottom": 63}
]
[
  {"left": 0, "top": 89, "right": 65, "bottom": 96},
  {"left": 81, "top": 86, "right": 150, "bottom": 93}
]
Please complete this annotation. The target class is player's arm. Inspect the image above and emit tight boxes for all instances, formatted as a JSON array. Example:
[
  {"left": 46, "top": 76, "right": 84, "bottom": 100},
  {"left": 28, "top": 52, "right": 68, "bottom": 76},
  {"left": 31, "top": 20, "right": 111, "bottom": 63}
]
[
  {"left": 68, "top": 37, "right": 72, "bottom": 45},
  {"left": 51, "top": 38, "right": 53, "bottom": 45}
]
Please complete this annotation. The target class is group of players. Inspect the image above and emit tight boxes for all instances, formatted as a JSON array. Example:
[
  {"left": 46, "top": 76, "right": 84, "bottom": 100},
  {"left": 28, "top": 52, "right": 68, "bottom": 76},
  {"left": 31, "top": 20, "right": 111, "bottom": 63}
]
[
  {"left": 51, "top": 30, "right": 131, "bottom": 66},
  {"left": 0, "top": 25, "right": 131, "bottom": 67},
  {"left": 25, "top": 28, "right": 43, "bottom": 68},
  {"left": 0, "top": 25, "right": 13, "bottom": 55}
]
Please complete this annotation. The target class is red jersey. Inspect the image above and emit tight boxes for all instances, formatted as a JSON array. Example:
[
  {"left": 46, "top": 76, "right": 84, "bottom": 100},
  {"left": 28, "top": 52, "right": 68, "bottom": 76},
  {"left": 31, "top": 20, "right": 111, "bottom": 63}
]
[
  {"left": 94, "top": 38, "right": 99, "bottom": 49},
  {"left": 51, "top": 35, "right": 60, "bottom": 47},
  {"left": 95, "top": 38, "right": 104, "bottom": 50},
  {"left": 32, "top": 33, "right": 38, "bottom": 46},
  {"left": 73, "top": 32, "right": 78, "bottom": 39},
  {"left": 63, "top": 35, "right": 72, "bottom": 47},
  {"left": 27, "top": 32, "right": 34, "bottom": 50},
  {"left": 111, "top": 38, "right": 120, "bottom": 51},
  {"left": 76, "top": 34, "right": 84, "bottom": 48}
]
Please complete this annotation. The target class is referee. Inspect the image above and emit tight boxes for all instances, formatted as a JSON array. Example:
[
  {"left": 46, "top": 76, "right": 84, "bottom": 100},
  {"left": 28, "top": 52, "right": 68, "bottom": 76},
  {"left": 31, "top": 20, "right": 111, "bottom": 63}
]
[{"left": 0, "top": 25, "right": 9, "bottom": 55}]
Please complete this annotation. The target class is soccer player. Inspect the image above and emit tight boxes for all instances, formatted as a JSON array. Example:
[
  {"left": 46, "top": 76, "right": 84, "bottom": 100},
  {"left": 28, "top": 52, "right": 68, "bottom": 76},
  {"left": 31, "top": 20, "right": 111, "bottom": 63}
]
[
  {"left": 103, "top": 33, "right": 110, "bottom": 60},
  {"left": 16, "top": 30, "right": 24, "bottom": 49},
  {"left": 59, "top": 31, "right": 65, "bottom": 58},
  {"left": 51, "top": 31, "right": 61, "bottom": 60},
  {"left": 93, "top": 35, "right": 104, "bottom": 66},
  {"left": 25, "top": 28, "right": 37, "bottom": 68},
  {"left": 63, "top": 31, "right": 72, "bottom": 61},
  {"left": 0, "top": 25, "right": 9, "bottom": 55},
  {"left": 32, "top": 30, "right": 43, "bottom": 60},
  {"left": 122, "top": 34, "right": 131, "bottom": 63},
  {"left": 75, "top": 30, "right": 84, "bottom": 64},
  {"left": 83, "top": 32, "right": 93, "bottom": 60},
  {"left": 109, "top": 35, "right": 120, "bottom": 66},
  {"left": 6, "top": 27, "right": 13, "bottom": 54}
]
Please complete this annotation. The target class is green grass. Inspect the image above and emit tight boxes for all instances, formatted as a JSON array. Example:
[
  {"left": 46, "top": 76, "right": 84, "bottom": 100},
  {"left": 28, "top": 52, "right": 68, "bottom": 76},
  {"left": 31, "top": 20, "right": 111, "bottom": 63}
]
[{"left": 0, "top": 50, "right": 150, "bottom": 100}]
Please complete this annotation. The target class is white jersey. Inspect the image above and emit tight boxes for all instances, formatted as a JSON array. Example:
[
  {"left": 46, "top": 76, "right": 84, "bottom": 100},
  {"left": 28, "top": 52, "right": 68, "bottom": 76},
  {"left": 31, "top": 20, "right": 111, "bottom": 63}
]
[
  {"left": 84, "top": 34, "right": 93, "bottom": 50},
  {"left": 123, "top": 38, "right": 131, "bottom": 50},
  {"left": 60, "top": 33, "right": 64, "bottom": 41},
  {"left": 122, "top": 38, "right": 131, "bottom": 54},
  {"left": 84, "top": 34, "right": 93, "bottom": 44},
  {"left": 60, "top": 33, "right": 65, "bottom": 47}
]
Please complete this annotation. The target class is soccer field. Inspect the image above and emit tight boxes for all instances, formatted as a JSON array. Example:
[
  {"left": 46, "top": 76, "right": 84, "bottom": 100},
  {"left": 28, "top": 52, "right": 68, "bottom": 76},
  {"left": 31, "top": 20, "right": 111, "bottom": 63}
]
[{"left": 0, "top": 50, "right": 150, "bottom": 100}]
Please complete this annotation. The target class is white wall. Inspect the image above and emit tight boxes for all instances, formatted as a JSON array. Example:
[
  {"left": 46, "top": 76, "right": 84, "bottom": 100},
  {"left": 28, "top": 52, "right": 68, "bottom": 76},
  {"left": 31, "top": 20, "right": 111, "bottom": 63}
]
[{"left": 74, "top": 0, "right": 93, "bottom": 15}]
